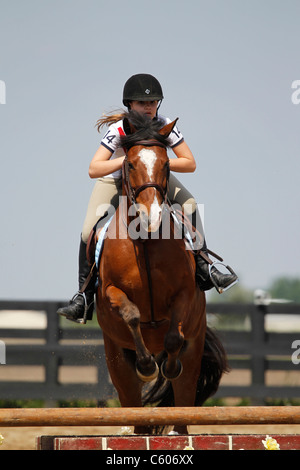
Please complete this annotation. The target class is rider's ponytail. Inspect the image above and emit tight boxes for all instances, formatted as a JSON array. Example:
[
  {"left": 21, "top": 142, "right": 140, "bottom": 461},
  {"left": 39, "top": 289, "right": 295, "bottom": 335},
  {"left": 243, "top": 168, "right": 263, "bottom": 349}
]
[{"left": 95, "top": 110, "right": 127, "bottom": 132}]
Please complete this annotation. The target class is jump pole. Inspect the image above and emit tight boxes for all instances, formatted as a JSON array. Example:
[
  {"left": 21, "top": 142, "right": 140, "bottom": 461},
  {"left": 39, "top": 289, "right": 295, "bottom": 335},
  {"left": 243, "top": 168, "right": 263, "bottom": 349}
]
[{"left": 1, "top": 406, "right": 300, "bottom": 427}]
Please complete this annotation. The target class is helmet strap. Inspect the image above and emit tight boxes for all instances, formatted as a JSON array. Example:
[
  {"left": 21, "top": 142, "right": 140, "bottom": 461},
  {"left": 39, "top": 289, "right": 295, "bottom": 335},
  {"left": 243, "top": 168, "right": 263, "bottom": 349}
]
[{"left": 156, "top": 99, "right": 162, "bottom": 114}]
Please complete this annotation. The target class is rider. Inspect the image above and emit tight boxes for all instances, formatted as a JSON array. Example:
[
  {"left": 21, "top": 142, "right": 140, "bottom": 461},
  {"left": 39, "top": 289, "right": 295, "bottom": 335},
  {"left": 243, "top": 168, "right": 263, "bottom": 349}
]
[{"left": 57, "top": 74, "right": 238, "bottom": 323}]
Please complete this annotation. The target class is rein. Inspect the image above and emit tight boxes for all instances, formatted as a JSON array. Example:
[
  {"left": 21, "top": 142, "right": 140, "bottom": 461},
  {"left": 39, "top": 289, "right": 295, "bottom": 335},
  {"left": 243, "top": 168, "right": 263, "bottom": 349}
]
[{"left": 121, "top": 139, "right": 170, "bottom": 328}]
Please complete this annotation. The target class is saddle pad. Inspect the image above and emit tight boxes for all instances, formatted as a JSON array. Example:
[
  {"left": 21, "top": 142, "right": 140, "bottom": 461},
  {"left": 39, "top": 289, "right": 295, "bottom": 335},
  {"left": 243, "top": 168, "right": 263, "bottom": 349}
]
[
  {"left": 94, "top": 210, "right": 195, "bottom": 269},
  {"left": 170, "top": 211, "right": 195, "bottom": 251},
  {"left": 95, "top": 216, "right": 113, "bottom": 268}
]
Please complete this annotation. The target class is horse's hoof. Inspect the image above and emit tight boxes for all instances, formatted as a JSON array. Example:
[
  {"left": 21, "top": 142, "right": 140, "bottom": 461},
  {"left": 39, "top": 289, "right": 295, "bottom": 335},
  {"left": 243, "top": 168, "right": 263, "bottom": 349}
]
[
  {"left": 136, "top": 361, "right": 159, "bottom": 382},
  {"left": 161, "top": 359, "right": 183, "bottom": 381}
]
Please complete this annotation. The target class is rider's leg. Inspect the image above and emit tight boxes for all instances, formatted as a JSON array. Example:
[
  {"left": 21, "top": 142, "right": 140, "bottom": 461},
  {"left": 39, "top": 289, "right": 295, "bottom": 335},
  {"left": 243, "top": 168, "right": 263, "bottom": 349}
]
[
  {"left": 168, "top": 174, "right": 238, "bottom": 293},
  {"left": 194, "top": 240, "right": 238, "bottom": 293},
  {"left": 81, "top": 177, "right": 122, "bottom": 246},
  {"left": 57, "top": 237, "right": 96, "bottom": 323},
  {"left": 168, "top": 174, "right": 205, "bottom": 248},
  {"left": 57, "top": 177, "right": 122, "bottom": 322}
]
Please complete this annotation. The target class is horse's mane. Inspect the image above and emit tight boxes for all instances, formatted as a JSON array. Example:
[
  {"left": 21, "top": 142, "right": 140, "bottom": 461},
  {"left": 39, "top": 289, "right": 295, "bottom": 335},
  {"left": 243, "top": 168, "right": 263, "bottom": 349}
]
[{"left": 119, "top": 111, "right": 171, "bottom": 150}]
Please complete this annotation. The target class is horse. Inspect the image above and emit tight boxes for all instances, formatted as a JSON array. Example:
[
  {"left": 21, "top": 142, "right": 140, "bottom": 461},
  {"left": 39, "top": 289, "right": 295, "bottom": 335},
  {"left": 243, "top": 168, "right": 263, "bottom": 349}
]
[{"left": 95, "top": 111, "right": 228, "bottom": 434}]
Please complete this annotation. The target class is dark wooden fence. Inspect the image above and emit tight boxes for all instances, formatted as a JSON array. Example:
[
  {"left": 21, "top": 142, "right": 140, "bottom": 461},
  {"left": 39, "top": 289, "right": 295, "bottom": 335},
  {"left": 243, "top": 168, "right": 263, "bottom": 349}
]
[
  {"left": 0, "top": 300, "right": 300, "bottom": 404},
  {"left": 0, "top": 300, "right": 114, "bottom": 403},
  {"left": 208, "top": 302, "right": 300, "bottom": 402}
]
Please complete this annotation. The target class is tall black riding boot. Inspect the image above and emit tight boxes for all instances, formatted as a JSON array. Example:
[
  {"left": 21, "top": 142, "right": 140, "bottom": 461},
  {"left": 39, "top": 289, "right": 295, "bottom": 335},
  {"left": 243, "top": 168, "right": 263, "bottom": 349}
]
[
  {"left": 195, "top": 242, "right": 238, "bottom": 294},
  {"left": 57, "top": 238, "right": 96, "bottom": 323}
]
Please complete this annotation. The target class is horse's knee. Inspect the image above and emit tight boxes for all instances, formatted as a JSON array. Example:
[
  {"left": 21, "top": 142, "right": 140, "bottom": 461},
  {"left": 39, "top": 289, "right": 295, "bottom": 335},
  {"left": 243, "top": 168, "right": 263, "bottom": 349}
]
[
  {"left": 106, "top": 286, "right": 127, "bottom": 309},
  {"left": 164, "top": 330, "right": 184, "bottom": 355},
  {"left": 119, "top": 302, "right": 140, "bottom": 328},
  {"left": 106, "top": 286, "right": 140, "bottom": 326}
]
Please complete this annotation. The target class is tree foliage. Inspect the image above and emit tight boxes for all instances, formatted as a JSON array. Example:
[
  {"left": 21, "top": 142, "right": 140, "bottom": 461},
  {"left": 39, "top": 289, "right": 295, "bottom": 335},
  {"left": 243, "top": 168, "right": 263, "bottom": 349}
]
[
  {"left": 268, "top": 277, "right": 300, "bottom": 303},
  {"left": 207, "top": 283, "right": 254, "bottom": 304}
]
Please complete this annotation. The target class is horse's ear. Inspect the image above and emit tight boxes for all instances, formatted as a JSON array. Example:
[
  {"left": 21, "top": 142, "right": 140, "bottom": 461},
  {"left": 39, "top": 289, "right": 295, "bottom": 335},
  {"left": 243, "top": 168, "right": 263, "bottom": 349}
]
[
  {"left": 123, "top": 117, "right": 137, "bottom": 135},
  {"left": 158, "top": 118, "right": 179, "bottom": 137}
]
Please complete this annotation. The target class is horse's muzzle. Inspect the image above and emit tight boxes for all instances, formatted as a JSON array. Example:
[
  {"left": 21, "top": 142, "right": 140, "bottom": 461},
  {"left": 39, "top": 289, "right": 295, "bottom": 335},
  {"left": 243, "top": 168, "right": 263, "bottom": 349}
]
[{"left": 137, "top": 201, "right": 163, "bottom": 233}]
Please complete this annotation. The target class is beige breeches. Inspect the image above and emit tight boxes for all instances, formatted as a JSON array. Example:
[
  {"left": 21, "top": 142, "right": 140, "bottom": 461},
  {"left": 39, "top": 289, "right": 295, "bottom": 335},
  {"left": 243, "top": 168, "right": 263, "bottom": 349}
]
[
  {"left": 82, "top": 177, "right": 123, "bottom": 242},
  {"left": 81, "top": 174, "right": 204, "bottom": 246}
]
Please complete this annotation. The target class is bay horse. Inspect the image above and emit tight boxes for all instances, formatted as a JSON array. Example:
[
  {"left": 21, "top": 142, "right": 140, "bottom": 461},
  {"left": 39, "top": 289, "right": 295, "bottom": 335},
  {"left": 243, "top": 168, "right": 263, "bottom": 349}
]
[{"left": 95, "top": 112, "right": 228, "bottom": 434}]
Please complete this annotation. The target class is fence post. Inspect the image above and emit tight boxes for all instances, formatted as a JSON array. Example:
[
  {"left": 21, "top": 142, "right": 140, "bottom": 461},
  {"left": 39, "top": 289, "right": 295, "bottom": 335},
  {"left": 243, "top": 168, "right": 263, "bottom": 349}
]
[
  {"left": 250, "top": 304, "right": 267, "bottom": 403},
  {"left": 44, "top": 302, "right": 61, "bottom": 403}
]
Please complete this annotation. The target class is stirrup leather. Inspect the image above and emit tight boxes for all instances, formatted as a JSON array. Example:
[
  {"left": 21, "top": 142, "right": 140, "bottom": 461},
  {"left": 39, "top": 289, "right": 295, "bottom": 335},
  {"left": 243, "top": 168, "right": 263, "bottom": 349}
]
[{"left": 70, "top": 262, "right": 96, "bottom": 324}]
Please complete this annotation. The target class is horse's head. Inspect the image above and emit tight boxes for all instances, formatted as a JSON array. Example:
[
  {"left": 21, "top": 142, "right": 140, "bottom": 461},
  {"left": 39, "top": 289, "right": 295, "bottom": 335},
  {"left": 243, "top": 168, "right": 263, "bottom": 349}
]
[
  {"left": 125, "top": 142, "right": 169, "bottom": 233},
  {"left": 120, "top": 112, "right": 178, "bottom": 233}
]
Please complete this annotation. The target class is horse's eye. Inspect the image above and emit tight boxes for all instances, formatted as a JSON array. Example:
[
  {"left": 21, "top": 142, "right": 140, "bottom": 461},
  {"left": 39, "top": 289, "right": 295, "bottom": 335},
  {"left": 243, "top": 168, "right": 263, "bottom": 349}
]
[{"left": 128, "top": 162, "right": 135, "bottom": 170}]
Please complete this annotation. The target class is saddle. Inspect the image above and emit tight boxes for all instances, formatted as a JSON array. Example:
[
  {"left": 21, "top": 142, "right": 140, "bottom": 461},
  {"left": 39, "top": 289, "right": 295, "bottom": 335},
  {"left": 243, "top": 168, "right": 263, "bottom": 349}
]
[{"left": 86, "top": 207, "right": 223, "bottom": 275}]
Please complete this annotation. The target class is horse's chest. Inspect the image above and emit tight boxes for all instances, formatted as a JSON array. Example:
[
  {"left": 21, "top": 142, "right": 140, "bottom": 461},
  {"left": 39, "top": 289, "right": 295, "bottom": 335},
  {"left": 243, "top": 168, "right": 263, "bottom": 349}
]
[{"left": 102, "top": 238, "right": 192, "bottom": 293}]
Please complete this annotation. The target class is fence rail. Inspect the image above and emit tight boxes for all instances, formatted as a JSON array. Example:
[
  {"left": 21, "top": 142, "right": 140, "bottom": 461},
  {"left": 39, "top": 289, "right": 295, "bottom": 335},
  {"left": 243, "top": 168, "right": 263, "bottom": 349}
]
[
  {"left": 2, "top": 406, "right": 300, "bottom": 427},
  {"left": 0, "top": 300, "right": 300, "bottom": 403},
  {"left": 208, "top": 302, "right": 300, "bottom": 401}
]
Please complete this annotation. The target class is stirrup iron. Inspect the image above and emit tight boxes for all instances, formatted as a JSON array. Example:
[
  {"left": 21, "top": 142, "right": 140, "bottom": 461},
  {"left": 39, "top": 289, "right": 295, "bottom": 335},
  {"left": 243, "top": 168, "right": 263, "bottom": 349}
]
[
  {"left": 208, "top": 261, "right": 238, "bottom": 294},
  {"left": 67, "top": 292, "right": 89, "bottom": 325}
]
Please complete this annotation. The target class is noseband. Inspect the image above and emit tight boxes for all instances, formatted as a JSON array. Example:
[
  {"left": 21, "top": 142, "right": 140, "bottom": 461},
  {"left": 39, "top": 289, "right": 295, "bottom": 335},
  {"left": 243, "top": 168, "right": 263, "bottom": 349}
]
[{"left": 122, "top": 140, "right": 170, "bottom": 205}]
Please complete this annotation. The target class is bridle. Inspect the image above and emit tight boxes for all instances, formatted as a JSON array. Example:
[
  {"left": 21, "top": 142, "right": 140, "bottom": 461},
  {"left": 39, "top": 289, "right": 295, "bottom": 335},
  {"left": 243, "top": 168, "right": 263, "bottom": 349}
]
[{"left": 122, "top": 140, "right": 170, "bottom": 206}]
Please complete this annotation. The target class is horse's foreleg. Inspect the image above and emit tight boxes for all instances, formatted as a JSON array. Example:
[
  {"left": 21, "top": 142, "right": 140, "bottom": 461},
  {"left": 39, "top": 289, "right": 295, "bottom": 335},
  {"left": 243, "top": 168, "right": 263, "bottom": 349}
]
[
  {"left": 102, "top": 332, "right": 143, "bottom": 406},
  {"left": 102, "top": 334, "right": 156, "bottom": 435},
  {"left": 106, "top": 286, "right": 158, "bottom": 382},
  {"left": 161, "top": 294, "right": 186, "bottom": 380}
]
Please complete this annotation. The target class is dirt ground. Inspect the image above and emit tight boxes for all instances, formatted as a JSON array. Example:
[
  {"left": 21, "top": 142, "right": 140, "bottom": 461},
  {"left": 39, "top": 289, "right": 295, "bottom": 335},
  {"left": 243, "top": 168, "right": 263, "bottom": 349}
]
[{"left": 2, "top": 423, "right": 300, "bottom": 450}]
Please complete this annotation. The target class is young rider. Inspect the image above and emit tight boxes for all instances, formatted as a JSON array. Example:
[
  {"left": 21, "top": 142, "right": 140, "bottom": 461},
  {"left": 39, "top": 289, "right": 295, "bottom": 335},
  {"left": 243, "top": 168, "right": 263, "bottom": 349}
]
[{"left": 58, "top": 74, "right": 238, "bottom": 323}]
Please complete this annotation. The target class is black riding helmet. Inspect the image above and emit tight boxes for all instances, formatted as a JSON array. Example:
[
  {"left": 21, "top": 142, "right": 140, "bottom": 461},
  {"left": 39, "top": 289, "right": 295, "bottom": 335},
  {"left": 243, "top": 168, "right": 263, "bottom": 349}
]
[{"left": 123, "top": 74, "right": 164, "bottom": 109}]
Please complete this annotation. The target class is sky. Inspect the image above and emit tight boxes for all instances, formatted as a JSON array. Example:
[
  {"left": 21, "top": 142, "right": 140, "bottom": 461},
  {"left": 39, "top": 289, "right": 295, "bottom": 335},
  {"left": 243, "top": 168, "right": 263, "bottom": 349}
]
[{"left": 0, "top": 0, "right": 300, "bottom": 301}]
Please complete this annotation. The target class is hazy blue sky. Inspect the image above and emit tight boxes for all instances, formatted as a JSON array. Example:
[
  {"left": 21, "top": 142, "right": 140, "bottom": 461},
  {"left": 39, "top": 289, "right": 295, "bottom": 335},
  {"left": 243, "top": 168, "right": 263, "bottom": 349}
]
[{"left": 1, "top": 0, "right": 300, "bottom": 300}]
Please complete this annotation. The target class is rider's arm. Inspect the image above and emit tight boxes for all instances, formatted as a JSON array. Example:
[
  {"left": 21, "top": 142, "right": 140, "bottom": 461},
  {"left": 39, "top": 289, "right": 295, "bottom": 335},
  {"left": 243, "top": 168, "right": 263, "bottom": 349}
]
[
  {"left": 88, "top": 145, "right": 125, "bottom": 178},
  {"left": 169, "top": 141, "right": 196, "bottom": 173},
  {"left": 89, "top": 137, "right": 196, "bottom": 178}
]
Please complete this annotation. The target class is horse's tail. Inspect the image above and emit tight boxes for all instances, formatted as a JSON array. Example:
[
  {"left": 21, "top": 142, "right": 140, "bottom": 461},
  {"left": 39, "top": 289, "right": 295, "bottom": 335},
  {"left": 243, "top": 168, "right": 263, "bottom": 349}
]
[
  {"left": 142, "top": 326, "right": 229, "bottom": 409},
  {"left": 195, "top": 326, "right": 230, "bottom": 405}
]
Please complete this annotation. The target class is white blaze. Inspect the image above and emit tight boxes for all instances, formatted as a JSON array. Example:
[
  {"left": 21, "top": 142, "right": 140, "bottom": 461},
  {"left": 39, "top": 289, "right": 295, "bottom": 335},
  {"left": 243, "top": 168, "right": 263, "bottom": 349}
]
[
  {"left": 138, "top": 148, "right": 162, "bottom": 232},
  {"left": 139, "top": 148, "right": 157, "bottom": 178},
  {"left": 149, "top": 194, "right": 161, "bottom": 227}
]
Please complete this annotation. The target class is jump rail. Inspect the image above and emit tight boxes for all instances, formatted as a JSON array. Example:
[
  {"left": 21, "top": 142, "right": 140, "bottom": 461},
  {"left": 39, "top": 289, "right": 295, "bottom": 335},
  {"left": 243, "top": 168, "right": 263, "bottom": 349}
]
[{"left": 1, "top": 406, "right": 300, "bottom": 427}]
